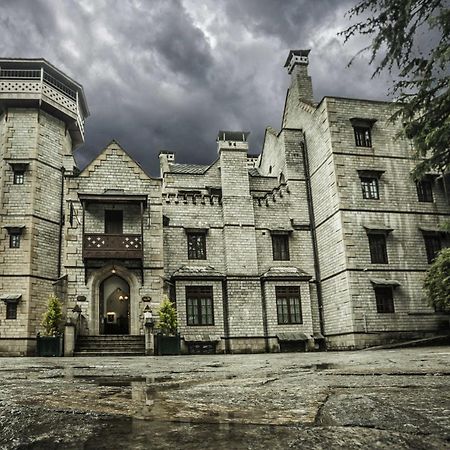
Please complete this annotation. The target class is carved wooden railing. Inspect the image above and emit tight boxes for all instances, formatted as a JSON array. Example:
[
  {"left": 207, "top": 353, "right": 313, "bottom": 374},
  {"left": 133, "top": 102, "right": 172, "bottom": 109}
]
[{"left": 83, "top": 234, "right": 143, "bottom": 259}]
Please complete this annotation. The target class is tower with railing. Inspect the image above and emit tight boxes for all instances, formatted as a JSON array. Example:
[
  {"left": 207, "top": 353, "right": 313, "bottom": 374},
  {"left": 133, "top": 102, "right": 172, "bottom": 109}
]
[{"left": 0, "top": 59, "right": 88, "bottom": 355}]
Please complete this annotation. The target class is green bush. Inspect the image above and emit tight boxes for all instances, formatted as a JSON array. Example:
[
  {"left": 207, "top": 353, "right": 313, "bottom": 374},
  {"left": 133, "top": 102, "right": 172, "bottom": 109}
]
[
  {"left": 423, "top": 248, "right": 450, "bottom": 311},
  {"left": 41, "top": 294, "right": 63, "bottom": 336},
  {"left": 157, "top": 297, "right": 178, "bottom": 335}
]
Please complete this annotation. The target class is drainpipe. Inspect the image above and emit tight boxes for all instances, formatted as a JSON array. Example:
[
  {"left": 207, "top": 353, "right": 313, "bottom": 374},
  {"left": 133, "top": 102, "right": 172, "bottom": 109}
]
[
  {"left": 301, "top": 132, "right": 325, "bottom": 335},
  {"left": 57, "top": 167, "right": 66, "bottom": 278},
  {"left": 221, "top": 279, "right": 230, "bottom": 354}
]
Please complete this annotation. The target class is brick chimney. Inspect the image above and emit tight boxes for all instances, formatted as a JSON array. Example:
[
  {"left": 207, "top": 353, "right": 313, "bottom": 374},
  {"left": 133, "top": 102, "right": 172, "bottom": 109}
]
[
  {"left": 284, "top": 49, "right": 314, "bottom": 104},
  {"left": 158, "top": 151, "right": 175, "bottom": 177}
]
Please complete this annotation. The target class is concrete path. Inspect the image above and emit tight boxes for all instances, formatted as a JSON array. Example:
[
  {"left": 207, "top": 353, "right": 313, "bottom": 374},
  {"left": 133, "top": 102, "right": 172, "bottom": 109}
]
[{"left": 0, "top": 347, "right": 449, "bottom": 449}]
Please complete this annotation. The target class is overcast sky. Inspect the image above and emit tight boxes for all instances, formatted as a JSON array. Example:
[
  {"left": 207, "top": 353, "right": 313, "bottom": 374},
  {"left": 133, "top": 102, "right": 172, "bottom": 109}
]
[{"left": 1, "top": 0, "right": 395, "bottom": 175}]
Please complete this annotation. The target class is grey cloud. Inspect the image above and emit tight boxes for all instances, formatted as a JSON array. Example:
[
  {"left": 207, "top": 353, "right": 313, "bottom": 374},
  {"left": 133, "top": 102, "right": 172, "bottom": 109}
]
[{"left": 1, "top": 0, "right": 392, "bottom": 176}]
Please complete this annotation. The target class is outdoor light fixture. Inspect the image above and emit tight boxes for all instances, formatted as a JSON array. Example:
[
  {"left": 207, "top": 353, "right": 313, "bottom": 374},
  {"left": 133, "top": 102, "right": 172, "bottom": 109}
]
[{"left": 111, "top": 266, "right": 116, "bottom": 274}]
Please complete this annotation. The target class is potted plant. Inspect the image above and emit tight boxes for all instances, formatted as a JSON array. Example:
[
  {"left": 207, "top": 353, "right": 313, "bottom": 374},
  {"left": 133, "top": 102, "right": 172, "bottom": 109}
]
[
  {"left": 37, "top": 294, "right": 64, "bottom": 356},
  {"left": 156, "top": 297, "right": 180, "bottom": 355}
]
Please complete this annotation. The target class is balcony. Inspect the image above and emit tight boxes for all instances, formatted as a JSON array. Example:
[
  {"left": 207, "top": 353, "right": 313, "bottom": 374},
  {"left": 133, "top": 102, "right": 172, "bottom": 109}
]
[
  {"left": 0, "top": 59, "right": 89, "bottom": 146},
  {"left": 83, "top": 234, "right": 143, "bottom": 260}
]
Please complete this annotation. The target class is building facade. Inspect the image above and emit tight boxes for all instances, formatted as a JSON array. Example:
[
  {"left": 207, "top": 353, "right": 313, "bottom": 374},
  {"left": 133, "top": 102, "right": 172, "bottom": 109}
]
[{"left": 0, "top": 51, "right": 448, "bottom": 356}]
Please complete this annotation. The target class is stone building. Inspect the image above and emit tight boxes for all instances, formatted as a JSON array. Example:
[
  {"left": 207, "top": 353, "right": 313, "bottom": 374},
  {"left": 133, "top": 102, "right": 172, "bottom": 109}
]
[{"left": 0, "top": 51, "right": 448, "bottom": 356}]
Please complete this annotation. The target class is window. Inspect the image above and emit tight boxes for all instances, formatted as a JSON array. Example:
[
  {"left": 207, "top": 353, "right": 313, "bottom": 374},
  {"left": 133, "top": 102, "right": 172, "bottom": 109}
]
[
  {"left": 186, "top": 286, "right": 214, "bottom": 326},
  {"left": 13, "top": 171, "right": 24, "bottom": 185},
  {"left": 6, "top": 302, "right": 17, "bottom": 320},
  {"left": 416, "top": 180, "right": 433, "bottom": 202},
  {"left": 9, "top": 234, "right": 20, "bottom": 248},
  {"left": 424, "top": 235, "right": 441, "bottom": 264},
  {"left": 272, "top": 234, "right": 290, "bottom": 261},
  {"left": 361, "top": 177, "right": 379, "bottom": 199},
  {"left": 368, "top": 234, "right": 388, "bottom": 264},
  {"left": 276, "top": 286, "right": 302, "bottom": 324},
  {"left": 354, "top": 126, "right": 372, "bottom": 147},
  {"left": 187, "top": 233, "right": 206, "bottom": 260},
  {"left": 374, "top": 287, "right": 395, "bottom": 313},
  {"left": 105, "top": 210, "right": 123, "bottom": 234}
]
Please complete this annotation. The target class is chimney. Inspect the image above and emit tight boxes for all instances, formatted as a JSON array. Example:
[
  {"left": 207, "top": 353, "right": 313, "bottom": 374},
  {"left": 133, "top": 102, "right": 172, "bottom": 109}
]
[
  {"left": 284, "top": 49, "right": 314, "bottom": 104},
  {"left": 158, "top": 151, "right": 175, "bottom": 177},
  {"left": 216, "top": 130, "right": 250, "bottom": 154}
]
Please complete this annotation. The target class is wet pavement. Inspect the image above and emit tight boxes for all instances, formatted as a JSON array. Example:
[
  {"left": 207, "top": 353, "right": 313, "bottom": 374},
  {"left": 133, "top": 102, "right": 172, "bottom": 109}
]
[{"left": 0, "top": 347, "right": 449, "bottom": 449}]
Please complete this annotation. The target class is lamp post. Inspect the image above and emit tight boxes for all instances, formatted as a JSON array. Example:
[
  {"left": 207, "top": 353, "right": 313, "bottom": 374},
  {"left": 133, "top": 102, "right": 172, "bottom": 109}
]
[{"left": 143, "top": 305, "right": 155, "bottom": 355}]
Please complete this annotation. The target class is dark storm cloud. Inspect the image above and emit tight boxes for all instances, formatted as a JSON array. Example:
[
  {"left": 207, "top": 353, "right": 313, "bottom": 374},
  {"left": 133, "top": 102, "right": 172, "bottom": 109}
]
[{"left": 0, "top": 0, "right": 393, "bottom": 176}]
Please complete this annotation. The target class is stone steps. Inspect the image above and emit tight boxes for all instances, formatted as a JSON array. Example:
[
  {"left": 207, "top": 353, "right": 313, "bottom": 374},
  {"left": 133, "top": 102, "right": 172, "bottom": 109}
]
[{"left": 74, "top": 335, "right": 145, "bottom": 357}]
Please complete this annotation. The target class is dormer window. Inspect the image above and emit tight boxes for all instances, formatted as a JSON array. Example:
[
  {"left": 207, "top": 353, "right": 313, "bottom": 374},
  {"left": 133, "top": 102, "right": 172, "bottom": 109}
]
[{"left": 350, "top": 118, "right": 377, "bottom": 147}]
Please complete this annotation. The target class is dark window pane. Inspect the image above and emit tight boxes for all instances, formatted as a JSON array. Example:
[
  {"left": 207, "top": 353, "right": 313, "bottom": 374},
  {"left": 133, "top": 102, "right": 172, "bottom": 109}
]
[
  {"left": 416, "top": 180, "right": 433, "bottom": 202},
  {"left": 374, "top": 287, "right": 395, "bottom": 313},
  {"left": 13, "top": 171, "right": 24, "bottom": 185},
  {"left": 105, "top": 210, "right": 123, "bottom": 234},
  {"left": 186, "top": 286, "right": 214, "bottom": 326},
  {"left": 272, "top": 234, "right": 290, "bottom": 261},
  {"left": 368, "top": 234, "right": 388, "bottom": 264},
  {"left": 424, "top": 235, "right": 441, "bottom": 264},
  {"left": 9, "top": 234, "right": 20, "bottom": 248},
  {"left": 6, "top": 302, "right": 17, "bottom": 320},
  {"left": 354, "top": 126, "right": 372, "bottom": 147},
  {"left": 187, "top": 233, "right": 206, "bottom": 260},
  {"left": 276, "top": 286, "right": 302, "bottom": 324},
  {"left": 360, "top": 177, "right": 379, "bottom": 199}
]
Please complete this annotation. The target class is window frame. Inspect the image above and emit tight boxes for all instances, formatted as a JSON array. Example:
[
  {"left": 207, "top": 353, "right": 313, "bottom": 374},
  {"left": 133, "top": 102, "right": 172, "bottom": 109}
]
[
  {"left": 423, "top": 234, "right": 441, "bottom": 264},
  {"left": 360, "top": 177, "right": 379, "bottom": 200},
  {"left": 13, "top": 171, "right": 25, "bottom": 185},
  {"left": 272, "top": 233, "right": 290, "bottom": 261},
  {"left": 275, "top": 286, "right": 302, "bottom": 325},
  {"left": 368, "top": 233, "right": 388, "bottom": 264},
  {"left": 6, "top": 302, "right": 17, "bottom": 320},
  {"left": 185, "top": 286, "right": 214, "bottom": 326},
  {"left": 374, "top": 287, "right": 395, "bottom": 313},
  {"left": 9, "top": 233, "right": 21, "bottom": 249},
  {"left": 354, "top": 126, "right": 372, "bottom": 147},
  {"left": 187, "top": 232, "right": 207, "bottom": 260},
  {"left": 416, "top": 180, "right": 433, "bottom": 203}
]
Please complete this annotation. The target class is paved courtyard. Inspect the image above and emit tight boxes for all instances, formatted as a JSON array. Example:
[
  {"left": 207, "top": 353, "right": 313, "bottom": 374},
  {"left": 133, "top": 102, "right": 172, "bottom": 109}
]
[{"left": 0, "top": 346, "right": 449, "bottom": 449}]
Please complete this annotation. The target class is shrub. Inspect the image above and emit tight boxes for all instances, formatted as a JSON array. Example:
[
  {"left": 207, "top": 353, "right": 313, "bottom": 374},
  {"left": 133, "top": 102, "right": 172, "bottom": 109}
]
[
  {"left": 423, "top": 248, "right": 450, "bottom": 311},
  {"left": 41, "top": 294, "right": 63, "bottom": 336},
  {"left": 157, "top": 297, "right": 178, "bottom": 335}
]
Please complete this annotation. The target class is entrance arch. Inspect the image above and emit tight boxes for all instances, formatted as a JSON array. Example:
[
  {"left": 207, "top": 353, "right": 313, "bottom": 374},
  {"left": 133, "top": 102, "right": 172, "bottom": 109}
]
[
  {"left": 88, "top": 265, "right": 141, "bottom": 335},
  {"left": 100, "top": 275, "right": 130, "bottom": 334}
]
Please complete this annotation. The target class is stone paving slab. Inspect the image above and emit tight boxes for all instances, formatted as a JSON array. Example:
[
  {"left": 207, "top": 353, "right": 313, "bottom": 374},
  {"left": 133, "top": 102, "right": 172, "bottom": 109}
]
[{"left": 0, "top": 347, "right": 449, "bottom": 449}]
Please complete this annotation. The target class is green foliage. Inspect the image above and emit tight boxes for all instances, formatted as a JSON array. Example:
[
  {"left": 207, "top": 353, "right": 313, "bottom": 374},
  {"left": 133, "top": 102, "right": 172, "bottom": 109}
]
[
  {"left": 156, "top": 297, "right": 178, "bottom": 335},
  {"left": 341, "top": 0, "right": 450, "bottom": 179},
  {"left": 423, "top": 248, "right": 450, "bottom": 311},
  {"left": 41, "top": 294, "right": 63, "bottom": 336}
]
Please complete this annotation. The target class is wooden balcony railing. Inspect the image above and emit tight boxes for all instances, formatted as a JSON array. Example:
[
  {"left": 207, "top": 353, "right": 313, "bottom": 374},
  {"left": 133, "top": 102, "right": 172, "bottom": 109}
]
[{"left": 83, "top": 234, "right": 143, "bottom": 259}]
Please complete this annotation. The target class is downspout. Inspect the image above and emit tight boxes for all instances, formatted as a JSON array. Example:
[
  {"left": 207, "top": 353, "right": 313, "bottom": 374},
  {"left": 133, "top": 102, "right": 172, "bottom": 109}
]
[
  {"left": 301, "top": 132, "right": 325, "bottom": 335},
  {"left": 221, "top": 279, "right": 230, "bottom": 354},
  {"left": 57, "top": 167, "right": 66, "bottom": 278}
]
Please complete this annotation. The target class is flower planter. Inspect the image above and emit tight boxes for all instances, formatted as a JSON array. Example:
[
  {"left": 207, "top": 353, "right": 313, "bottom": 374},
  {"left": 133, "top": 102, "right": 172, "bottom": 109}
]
[
  {"left": 156, "top": 333, "right": 180, "bottom": 356},
  {"left": 36, "top": 335, "right": 63, "bottom": 357}
]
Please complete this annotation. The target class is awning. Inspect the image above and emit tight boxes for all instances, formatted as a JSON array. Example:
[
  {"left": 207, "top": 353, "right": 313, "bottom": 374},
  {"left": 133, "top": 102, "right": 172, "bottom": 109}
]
[
  {"left": 3, "top": 225, "right": 25, "bottom": 235},
  {"left": 277, "top": 332, "right": 309, "bottom": 342},
  {"left": 183, "top": 334, "right": 221, "bottom": 342},
  {"left": 357, "top": 169, "right": 385, "bottom": 178},
  {"left": 363, "top": 223, "right": 393, "bottom": 234},
  {"left": 419, "top": 226, "right": 450, "bottom": 234},
  {"left": 78, "top": 192, "right": 148, "bottom": 207},
  {"left": 260, "top": 266, "right": 312, "bottom": 281},
  {"left": 349, "top": 117, "right": 377, "bottom": 127},
  {"left": 369, "top": 278, "right": 401, "bottom": 288},
  {"left": 0, "top": 294, "right": 22, "bottom": 303},
  {"left": 313, "top": 332, "right": 325, "bottom": 340}
]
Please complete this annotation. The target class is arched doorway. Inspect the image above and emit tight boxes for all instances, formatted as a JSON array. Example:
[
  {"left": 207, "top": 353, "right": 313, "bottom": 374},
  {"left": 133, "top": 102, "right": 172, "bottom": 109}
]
[{"left": 99, "top": 275, "right": 130, "bottom": 335}]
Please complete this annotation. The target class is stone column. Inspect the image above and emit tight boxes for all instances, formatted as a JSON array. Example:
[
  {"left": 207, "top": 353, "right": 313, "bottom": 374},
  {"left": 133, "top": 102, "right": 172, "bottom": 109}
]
[{"left": 64, "top": 322, "right": 76, "bottom": 357}]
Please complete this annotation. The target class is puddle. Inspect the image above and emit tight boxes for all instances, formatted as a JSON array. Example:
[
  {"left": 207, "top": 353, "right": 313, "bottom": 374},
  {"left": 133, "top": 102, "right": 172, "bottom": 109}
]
[{"left": 300, "top": 363, "right": 338, "bottom": 371}]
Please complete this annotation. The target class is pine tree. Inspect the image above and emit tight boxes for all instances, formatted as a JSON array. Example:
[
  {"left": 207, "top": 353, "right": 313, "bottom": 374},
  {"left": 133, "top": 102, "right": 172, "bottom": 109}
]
[
  {"left": 157, "top": 297, "right": 178, "bottom": 335},
  {"left": 41, "top": 294, "right": 63, "bottom": 336},
  {"left": 424, "top": 248, "right": 450, "bottom": 311}
]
